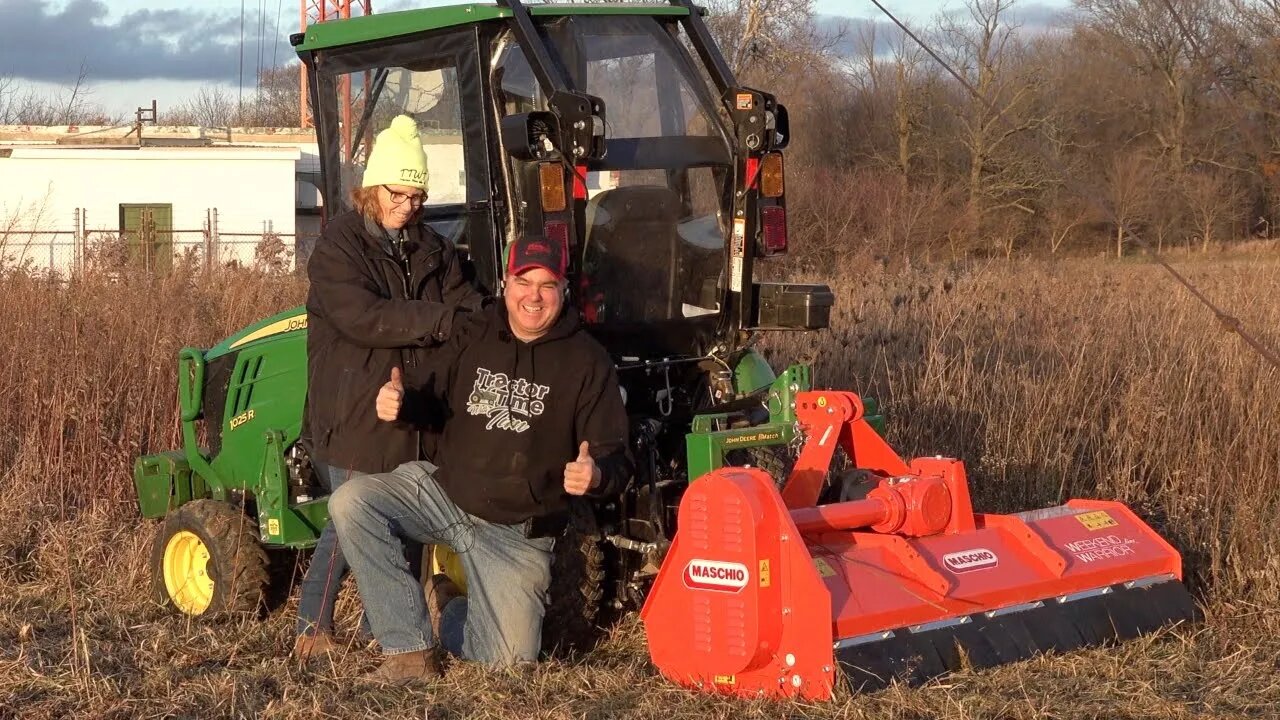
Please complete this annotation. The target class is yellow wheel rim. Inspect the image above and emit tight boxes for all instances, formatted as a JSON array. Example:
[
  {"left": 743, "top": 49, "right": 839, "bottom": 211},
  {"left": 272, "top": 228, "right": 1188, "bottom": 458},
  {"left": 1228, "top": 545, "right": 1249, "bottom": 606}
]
[
  {"left": 430, "top": 545, "right": 469, "bottom": 595},
  {"left": 162, "top": 530, "right": 215, "bottom": 614}
]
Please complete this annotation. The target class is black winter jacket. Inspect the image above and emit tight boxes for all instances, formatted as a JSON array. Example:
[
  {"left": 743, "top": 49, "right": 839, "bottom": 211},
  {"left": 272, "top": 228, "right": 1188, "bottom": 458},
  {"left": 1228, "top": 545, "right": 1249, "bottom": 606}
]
[
  {"left": 304, "top": 210, "right": 483, "bottom": 473},
  {"left": 403, "top": 303, "right": 632, "bottom": 525}
]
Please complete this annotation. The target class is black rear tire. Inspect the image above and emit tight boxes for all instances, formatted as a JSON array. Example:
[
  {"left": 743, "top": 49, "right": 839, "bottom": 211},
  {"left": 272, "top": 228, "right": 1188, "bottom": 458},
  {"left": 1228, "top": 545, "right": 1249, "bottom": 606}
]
[
  {"left": 149, "top": 499, "right": 269, "bottom": 617},
  {"left": 541, "top": 517, "right": 607, "bottom": 658},
  {"left": 727, "top": 445, "right": 861, "bottom": 504},
  {"left": 725, "top": 445, "right": 795, "bottom": 485}
]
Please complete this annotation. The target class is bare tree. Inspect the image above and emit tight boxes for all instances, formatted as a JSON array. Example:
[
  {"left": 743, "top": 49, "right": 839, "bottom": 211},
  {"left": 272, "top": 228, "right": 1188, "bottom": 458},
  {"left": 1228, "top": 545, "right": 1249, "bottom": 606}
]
[
  {"left": 0, "top": 187, "right": 56, "bottom": 271},
  {"left": 59, "top": 61, "right": 94, "bottom": 125},
  {"left": 890, "top": 38, "right": 930, "bottom": 184},
  {"left": 244, "top": 65, "right": 303, "bottom": 127},
  {"left": 847, "top": 23, "right": 931, "bottom": 182},
  {"left": 0, "top": 75, "right": 14, "bottom": 124},
  {"left": 164, "top": 86, "right": 236, "bottom": 127},
  {"left": 1217, "top": 1, "right": 1280, "bottom": 224},
  {"left": 1147, "top": 172, "right": 1189, "bottom": 251},
  {"left": 162, "top": 66, "right": 301, "bottom": 128},
  {"left": 1075, "top": 0, "right": 1215, "bottom": 173},
  {"left": 1103, "top": 151, "right": 1157, "bottom": 257},
  {"left": 1044, "top": 191, "right": 1093, "bottom": 254},
  {"left": 704, "top": 0, "right": 833, "bottom": 82},
  {"left": 0, "top": 62, "right": 119, "bottom": 125},
  {"left": 1183, "top": 170, "right": 1245, "bottom": 251},
  {"left": 941, "top": 0, "right": 1050, "bottom": 241}
]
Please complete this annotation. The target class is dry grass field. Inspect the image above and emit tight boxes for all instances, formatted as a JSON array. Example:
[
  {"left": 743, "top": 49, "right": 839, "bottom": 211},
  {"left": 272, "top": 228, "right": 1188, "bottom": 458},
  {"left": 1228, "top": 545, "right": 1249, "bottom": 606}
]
[{"left": 1, "top": 248, "right": 1278, "bottom": 719}]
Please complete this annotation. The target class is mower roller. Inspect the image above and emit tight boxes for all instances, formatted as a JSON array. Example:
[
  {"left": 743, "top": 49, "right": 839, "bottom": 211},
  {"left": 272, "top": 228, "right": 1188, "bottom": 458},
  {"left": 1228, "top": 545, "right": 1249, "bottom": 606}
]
[{"left": 642, "top": 390, "right": 1199, "bottom": 700}]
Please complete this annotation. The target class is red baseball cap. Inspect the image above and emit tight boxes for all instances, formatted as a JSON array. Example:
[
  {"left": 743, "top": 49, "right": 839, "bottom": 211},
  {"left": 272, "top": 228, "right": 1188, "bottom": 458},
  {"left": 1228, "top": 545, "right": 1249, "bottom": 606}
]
[{"left": 506, "top": 234, "right": 566, "bottom": 279}]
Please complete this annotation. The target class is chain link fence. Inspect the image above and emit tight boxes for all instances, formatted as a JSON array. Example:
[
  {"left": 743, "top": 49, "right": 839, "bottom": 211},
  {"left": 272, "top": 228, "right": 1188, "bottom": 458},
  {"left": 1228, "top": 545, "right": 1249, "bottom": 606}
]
[{"left": 1, "top": 208, "right": 321, "bottom": 274}]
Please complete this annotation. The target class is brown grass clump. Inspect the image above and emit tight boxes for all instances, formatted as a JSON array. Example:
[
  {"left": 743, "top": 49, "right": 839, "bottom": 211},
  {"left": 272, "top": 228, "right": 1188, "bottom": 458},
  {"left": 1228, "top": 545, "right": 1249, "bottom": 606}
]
[{"left": 2, "top": 252, "right": 1279, "bottom": 718}]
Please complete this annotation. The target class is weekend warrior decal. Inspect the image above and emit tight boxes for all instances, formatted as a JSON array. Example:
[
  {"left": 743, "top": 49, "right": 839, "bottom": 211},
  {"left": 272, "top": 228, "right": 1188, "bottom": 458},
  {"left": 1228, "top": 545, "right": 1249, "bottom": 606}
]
[{"left": 466, "top": 368, "right": 550, "bottom": 432}]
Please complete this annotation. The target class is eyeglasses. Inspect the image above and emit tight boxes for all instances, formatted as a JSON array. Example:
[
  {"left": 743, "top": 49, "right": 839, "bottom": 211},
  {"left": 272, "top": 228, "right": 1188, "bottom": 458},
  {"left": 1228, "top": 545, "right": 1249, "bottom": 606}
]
[{"left": 383, "top": 186, "right": 427, "bottom": 208}]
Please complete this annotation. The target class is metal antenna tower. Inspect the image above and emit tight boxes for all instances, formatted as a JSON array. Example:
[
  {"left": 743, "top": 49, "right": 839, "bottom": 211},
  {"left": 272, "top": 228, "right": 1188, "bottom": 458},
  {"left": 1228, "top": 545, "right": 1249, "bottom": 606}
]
[{"left": 299, "top": 0, "right": 372, "bottom": 160}]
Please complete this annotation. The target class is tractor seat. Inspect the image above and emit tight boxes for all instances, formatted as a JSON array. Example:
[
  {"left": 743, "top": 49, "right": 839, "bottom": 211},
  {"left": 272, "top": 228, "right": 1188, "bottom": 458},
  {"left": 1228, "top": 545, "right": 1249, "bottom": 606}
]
[{"left": 583, "top": 186, "right": 682, "bottom": 323}]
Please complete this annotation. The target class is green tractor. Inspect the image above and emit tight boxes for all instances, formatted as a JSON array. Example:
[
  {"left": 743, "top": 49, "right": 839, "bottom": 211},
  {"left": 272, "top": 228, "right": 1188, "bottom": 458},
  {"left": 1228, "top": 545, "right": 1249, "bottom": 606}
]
[{"left": 134, "top": 0, "right": 882, "bottom": 648}]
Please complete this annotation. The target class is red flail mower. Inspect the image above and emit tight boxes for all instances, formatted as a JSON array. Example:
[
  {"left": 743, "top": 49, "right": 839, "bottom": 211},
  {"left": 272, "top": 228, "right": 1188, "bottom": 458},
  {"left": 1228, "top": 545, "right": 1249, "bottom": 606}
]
[{"left": 641, "top": 391, "right": 1198, "bottom": 700}]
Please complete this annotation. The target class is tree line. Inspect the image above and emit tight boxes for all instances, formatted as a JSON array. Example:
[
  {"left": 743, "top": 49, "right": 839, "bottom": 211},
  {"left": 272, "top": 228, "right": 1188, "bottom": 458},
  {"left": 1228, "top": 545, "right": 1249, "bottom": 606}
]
[
  {"left": 6, "top": 0, "right": 1279, "bottom": 259},
  {"left": 740, "top": 0, "right": 1280, "bottom": 260}
]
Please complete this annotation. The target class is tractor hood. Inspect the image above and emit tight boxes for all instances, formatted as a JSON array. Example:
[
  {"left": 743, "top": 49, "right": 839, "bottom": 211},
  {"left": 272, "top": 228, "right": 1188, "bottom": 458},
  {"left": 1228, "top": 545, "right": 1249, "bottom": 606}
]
[{"left": 205, "top": 307, "right": 307, "bottom": 361}]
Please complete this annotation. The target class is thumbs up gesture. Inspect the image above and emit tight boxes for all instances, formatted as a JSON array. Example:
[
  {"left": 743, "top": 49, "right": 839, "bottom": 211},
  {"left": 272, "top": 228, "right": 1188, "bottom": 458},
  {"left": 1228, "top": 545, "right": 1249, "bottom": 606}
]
[
  {"left": 376, "top": 366, "right": 404, "bottom": 422},
  {"left": 563, "top": 441, "right": 600, "bottom": 496}
]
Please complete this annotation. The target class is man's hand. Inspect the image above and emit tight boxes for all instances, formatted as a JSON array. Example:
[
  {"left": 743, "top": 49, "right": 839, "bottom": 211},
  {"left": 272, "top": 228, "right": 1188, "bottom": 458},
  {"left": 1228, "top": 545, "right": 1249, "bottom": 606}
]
[
  {"left": 376, "top": 366, "right": 404, "bottom": 422},
  {"left": 563, "top": 441, "right": 600, "bottom": 496}
]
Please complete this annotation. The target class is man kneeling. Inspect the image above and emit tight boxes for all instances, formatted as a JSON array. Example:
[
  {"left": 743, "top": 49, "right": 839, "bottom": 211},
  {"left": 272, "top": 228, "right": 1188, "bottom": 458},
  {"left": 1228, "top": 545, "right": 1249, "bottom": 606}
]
[{"left": 329, "top": 235, "right": 631, "bottom": 684}]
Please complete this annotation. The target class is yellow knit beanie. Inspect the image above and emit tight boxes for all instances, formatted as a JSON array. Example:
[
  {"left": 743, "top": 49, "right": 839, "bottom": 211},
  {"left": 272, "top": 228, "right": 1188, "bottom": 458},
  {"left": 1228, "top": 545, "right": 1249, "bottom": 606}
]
[{"left": 361, "top": 114, "right": 429, "bottom": 190}]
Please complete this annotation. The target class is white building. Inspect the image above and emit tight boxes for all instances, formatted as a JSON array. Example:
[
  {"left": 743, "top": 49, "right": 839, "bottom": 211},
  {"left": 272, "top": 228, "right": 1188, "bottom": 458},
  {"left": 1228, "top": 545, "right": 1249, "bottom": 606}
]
[
  {"left": 0, "top": 121, "right": 595, "bottom": 273},
  {"left": 0, "top": 125, "right": 311, "bottom": 272}
]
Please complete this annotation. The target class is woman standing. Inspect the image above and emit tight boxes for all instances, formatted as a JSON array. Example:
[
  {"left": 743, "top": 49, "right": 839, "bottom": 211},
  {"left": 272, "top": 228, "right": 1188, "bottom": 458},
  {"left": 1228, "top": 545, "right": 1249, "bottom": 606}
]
[{"left": 295, "top": 114, "right": 483, "bottom": 659}]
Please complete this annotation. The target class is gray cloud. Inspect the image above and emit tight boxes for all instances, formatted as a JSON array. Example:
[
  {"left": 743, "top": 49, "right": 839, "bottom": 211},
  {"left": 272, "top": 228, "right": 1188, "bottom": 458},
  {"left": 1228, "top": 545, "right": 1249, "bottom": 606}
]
[
  {"left": 1003, "top": 2, "right": 1076, "bottom": 28},
  {"left": 816, "top": 16, "right": 904, "bottom": 58},
  {"left": 1, "top": 0, "right": 1073, "bottom": 85},
  {"left": 0, "top": 0, "right": 291, "bottom": 83},
  {"left": 817, "top": 2, "right": 1071, "bottom": 58},
  {"left": 933, "top": 1, "right": 1074, "bottom": 33}
]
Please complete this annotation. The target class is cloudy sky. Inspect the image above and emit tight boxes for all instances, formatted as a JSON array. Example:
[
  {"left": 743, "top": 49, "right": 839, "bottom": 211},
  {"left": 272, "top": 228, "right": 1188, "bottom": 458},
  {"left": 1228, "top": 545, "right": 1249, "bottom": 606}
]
[{"left": 1, "top": 0, "right": 1070, "bottom": 117}]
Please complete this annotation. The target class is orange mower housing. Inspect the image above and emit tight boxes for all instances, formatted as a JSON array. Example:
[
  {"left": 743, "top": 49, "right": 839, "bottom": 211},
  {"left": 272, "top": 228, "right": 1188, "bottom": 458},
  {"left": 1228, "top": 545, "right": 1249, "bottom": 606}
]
[{"left": 641, "top": 391, "right": 1198, "bottom": 701}]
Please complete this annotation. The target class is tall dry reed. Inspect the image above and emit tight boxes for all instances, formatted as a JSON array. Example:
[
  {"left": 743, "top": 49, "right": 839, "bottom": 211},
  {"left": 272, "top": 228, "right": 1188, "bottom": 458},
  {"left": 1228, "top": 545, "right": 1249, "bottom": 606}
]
[
  {"left": 2, "top": 253, "right": 1279, "bottom": 718},
  {"left": 767, "top": 255, "right": 1280, "bottom": 603},
  {"left": 0, "top": 262, "right": 305, "bottom": 570}
]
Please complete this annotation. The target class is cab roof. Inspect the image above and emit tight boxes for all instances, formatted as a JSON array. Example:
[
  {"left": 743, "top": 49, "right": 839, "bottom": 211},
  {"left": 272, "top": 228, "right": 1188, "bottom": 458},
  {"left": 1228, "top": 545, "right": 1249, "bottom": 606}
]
[{"left": 294, "top": 2, "right": 690, "bottom": 53}]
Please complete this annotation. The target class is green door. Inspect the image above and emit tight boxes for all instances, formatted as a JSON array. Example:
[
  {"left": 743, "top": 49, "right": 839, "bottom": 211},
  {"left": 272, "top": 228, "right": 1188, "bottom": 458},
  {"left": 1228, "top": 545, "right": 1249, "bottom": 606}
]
[{"left": 120, "top": 204, "right": 173, "bottom": 272}]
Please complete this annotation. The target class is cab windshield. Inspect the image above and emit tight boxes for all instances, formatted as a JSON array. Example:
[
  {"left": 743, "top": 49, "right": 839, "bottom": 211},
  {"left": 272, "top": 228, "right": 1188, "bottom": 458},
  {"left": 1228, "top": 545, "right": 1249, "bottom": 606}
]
[{"left": 495, "top": 15, "right": 734, "bottom": 346}]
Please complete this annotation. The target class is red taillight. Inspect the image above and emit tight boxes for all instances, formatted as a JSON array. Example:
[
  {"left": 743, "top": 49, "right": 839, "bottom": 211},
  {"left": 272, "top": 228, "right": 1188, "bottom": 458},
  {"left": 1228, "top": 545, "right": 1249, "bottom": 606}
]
[
  {"left": 761, "top": 206, "right": 787, "bottom": 255},
  {"left": 544, "top": 219, "right": 570, "bottom": 252}
]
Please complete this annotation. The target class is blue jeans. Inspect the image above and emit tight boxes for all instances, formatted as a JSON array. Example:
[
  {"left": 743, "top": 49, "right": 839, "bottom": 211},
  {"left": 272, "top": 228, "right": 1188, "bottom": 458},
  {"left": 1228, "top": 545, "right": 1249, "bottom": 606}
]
[
  {"left": 329, "top": 461, "right": 555, "bottom": 664},
  {"left": 296, "top": 462, "right": 368, "bottom": 637}
]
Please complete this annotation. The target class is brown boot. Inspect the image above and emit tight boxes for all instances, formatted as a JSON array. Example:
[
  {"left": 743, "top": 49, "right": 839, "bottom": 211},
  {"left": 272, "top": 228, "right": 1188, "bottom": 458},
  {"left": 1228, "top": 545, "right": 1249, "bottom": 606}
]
[
  {"left": 425, "top": 573, "right": 464, "bottom": 642},
  {"left": 293, "top": 631, "right": 339, "bottom": 661},
  {"left": 361, "top": 650, "right": 443, "bottom": 686}
]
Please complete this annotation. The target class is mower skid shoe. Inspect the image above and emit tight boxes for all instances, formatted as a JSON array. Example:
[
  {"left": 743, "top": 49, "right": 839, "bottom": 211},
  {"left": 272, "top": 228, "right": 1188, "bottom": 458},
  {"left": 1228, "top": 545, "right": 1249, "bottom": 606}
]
[{"left": 643, "top": 467, "right": 1198, "bottom": 701}]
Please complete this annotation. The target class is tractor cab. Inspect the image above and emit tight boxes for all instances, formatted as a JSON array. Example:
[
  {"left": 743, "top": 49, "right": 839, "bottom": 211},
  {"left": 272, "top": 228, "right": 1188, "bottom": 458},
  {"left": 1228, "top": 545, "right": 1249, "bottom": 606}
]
[{"left": 294, "top": 0, "right": 829, "bottom": 362}]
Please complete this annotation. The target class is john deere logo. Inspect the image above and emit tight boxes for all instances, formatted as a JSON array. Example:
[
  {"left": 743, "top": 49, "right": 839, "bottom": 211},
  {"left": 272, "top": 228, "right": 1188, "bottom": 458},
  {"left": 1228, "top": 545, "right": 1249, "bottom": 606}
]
[
  {"left": 683, "top": 559, "right": 749, "bottom": 592},
  {"left": 942, "top": 548, "right": 998, "bottom": 573}
]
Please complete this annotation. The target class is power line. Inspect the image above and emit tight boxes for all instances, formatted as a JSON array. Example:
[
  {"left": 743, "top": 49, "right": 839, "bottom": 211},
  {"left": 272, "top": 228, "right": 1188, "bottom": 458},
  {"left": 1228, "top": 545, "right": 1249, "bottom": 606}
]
[
  {"left": 273, "top": 0, "right": 284, "bottom": 71},
  {"left": 866, "top": 0, "right": 982, "bottom": 103},
  {"left": 257, "top": 0, "right": 266, "bottom": 94},
  {"left": 238, "top": 0, "right": 245, "bottom": 123},
  {"left": 254, "top": 0, "right": 260, "bottom": 93}
]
